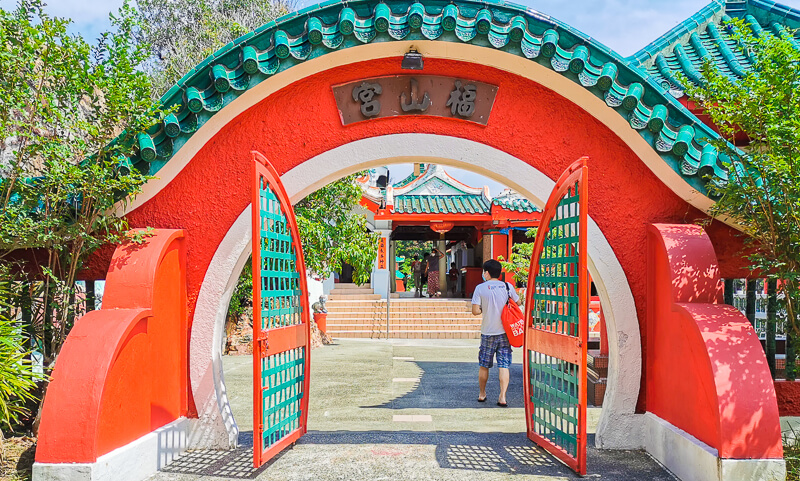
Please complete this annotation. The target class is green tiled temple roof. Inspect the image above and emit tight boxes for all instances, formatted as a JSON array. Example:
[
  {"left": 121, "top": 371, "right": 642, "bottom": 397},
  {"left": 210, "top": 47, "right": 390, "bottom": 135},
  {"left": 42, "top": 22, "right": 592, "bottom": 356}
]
[
  {"left": 118, "top": 0, "right": 800, "bottom": 199},
  {"left": 629, "top": 0, "right": 800, "bottom": 96},
  {"left": 492, "top": 197, "right": 538, "bottom": 213},
  {"left": 392, "top": 194, "right": 490, "bottom": 214}
]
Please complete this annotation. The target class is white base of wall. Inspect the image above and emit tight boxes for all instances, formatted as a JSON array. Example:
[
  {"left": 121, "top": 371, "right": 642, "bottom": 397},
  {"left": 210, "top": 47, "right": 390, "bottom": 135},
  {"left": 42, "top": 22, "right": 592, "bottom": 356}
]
[
  {"left": 644, "top": 412, "right": 785, "bottom": 481},
  {"left": 33, "top": 418, "right": 190, "bottom": 481}
]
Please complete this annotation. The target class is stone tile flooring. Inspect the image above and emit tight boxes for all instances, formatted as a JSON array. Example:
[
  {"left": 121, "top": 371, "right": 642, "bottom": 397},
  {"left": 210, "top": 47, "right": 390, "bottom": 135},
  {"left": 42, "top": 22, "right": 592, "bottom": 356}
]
[{"left": 148, "top": 339, "right": 674, "bottom": 481}]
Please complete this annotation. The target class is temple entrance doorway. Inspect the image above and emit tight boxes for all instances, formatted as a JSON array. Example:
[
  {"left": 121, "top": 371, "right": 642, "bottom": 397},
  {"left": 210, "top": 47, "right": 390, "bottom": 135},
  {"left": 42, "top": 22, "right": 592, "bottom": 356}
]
[{"left": 236, "top": 153, "right": 617, "bottom": 475}]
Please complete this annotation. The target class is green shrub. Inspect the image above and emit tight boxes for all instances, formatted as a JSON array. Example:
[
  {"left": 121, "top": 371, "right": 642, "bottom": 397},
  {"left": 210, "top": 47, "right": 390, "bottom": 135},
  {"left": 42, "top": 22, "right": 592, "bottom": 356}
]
[{"left": 0, "top": 270, "right": 38, "bottom": 435}]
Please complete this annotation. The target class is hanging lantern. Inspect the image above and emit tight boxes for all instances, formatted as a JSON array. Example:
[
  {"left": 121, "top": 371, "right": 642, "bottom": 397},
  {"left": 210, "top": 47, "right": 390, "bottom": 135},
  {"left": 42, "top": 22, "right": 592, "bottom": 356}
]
[{"left": 430, "top": 221, "right": 454, "bottom": 234}]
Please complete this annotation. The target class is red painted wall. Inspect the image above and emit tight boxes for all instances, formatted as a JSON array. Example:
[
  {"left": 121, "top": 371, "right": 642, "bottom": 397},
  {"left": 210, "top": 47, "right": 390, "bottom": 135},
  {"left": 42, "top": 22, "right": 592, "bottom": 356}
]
[{"left": 122, "top": 57, "right": 747, "bottom": 412}]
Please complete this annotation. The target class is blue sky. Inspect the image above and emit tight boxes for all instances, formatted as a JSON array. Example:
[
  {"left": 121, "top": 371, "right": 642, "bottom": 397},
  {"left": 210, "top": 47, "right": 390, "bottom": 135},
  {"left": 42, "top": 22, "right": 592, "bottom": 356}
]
[
  {"left": 7, "top": 0, "right": 800, "bottom": 55},
  {"left": 4, "top": 0, "right": 799, "bottom": 195}
]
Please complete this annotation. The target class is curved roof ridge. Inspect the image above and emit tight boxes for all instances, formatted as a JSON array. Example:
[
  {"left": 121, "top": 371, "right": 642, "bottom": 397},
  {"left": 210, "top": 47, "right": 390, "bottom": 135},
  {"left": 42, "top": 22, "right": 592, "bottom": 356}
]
[
  {"left": 633, "top": 0, "right": 800, "bottom": 101},
  {"left": 396, "top": 165, "right": 482, "bottom": 196}
]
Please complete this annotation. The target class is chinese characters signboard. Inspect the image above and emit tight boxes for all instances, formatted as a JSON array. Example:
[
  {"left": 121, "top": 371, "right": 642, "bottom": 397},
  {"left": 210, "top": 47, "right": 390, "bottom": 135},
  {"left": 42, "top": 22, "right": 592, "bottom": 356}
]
[
  {"left": 377, "top": 237, "right": 387, "bottom": 269},
  {"left": 333, "top": 76, "right": 498, "bottom": 126}
]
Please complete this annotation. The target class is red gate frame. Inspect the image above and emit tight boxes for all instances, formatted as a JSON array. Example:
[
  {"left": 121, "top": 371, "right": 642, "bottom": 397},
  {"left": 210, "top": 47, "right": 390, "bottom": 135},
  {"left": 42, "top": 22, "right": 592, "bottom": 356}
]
[
  {"left": 522, "top": 157, "right": 589, "bottom": 474},
  {"left": 251, "top": 150, "right": 312, "bottom": 467}
]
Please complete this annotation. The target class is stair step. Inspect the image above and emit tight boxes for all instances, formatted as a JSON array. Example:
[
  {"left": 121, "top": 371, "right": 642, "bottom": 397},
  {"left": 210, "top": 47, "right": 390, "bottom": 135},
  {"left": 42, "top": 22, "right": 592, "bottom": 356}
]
[
  {"left": 329, "top": 288, "right": 375, "bottom": 295},
  {"left": 328, "top": 294, "right": 382, "bottom": 300}
]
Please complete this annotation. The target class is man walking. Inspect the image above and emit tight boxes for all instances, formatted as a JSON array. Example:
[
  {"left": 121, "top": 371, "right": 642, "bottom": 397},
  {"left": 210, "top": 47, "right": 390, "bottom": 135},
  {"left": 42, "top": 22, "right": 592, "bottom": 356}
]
[{"left": 471, "top": 259, "right": 521, "bottom": 406}]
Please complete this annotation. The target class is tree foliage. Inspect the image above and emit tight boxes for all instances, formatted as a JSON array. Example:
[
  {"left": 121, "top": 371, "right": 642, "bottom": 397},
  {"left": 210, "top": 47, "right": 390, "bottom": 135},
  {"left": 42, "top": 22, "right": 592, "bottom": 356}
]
[
  {"left": 135, "top": 0, "right": 292, "bottom": 99},
  {"left": 0, "top": 266, "right": 38, "bottom": 434},
  {"left": 294, "top": 174, "right": 379, "bottom": 285},
  {"left": 684, "top": 19, "right": 800, "bottom": 337},
  {"left": 0, "top": 0, "right": 162, "bottom": 359},
  {"left": 498, "top": 228, "right": 536, "bottom": 286},
  {"left": 134, "top": 0, "right": 379, "bottom": 288}
]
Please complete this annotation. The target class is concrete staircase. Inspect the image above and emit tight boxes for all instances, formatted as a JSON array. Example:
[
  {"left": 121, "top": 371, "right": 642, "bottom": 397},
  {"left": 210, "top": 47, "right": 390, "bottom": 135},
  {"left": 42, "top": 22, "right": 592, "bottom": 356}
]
[
  {"left": 324, "top": 284, "right": 479, "bottom": 339},
  {"left": 387, "top": 299, "right": 478, "bottom": 339},
  {"left": 325, "top": 284, "right": 387, "bottom": 339}
]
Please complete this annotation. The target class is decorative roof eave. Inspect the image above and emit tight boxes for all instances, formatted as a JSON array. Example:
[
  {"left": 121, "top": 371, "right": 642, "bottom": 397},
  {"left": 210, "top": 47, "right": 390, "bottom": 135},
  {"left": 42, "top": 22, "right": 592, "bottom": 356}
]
[
  {"left": 629, "top": 1, "right": 725, "bottom": 68},
  {"left": 126, "top": 0, "right": 741, "bottom": 197},
  {"left": 629, "top": 0, "right": 800, "bottom": 96},
  {"left": 393, "top": 163, "right": 428, "bottom": 187},
  {"left": 394, "top": 164, "right": 483, "bottom": 196}
]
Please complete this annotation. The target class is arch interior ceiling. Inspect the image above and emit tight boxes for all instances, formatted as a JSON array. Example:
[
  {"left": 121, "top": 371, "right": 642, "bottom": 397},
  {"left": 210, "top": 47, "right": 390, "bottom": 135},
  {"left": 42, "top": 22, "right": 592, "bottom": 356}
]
[{"left": 126, "top": 0, "right": 800, "bottom": 198}]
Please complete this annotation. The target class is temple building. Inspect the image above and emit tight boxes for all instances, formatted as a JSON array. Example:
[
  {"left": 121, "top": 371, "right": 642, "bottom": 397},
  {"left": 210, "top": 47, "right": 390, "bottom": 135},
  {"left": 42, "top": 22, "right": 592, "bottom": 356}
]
[{"left": 356, "top": 163, "right": 541, "bottom": 298}]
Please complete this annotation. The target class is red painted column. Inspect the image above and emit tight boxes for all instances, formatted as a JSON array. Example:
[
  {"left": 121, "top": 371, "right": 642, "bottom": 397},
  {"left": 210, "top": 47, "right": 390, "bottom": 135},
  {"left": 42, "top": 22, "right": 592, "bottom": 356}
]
[{"left": 599, "top": 307, "right": 609, "bottom": 356}]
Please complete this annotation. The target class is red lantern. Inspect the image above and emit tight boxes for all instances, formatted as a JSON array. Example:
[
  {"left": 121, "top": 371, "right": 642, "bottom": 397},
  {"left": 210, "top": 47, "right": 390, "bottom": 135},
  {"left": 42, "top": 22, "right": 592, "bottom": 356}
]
[{"left": 430, "top": 221, "right": 454, "bottom": 233}]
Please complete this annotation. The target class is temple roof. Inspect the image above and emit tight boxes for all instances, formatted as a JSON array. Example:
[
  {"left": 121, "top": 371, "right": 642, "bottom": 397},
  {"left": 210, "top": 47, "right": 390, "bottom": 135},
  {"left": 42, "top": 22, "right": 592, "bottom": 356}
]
[
  {"left": 629, "top": 0, "right": 800, "bottom": 97},
  {"left": 393, "top": 164, "right": 429, "bottom": 188},
  {"left": 491, "top": 190, "right": 539, "bottom": 213},
  {"left": 72, "top": 0, "right": 800, "bottom": 205},
  {"left": 391, "top": 194, "right": 491, "bottom": 214},
  {"left": 368, "top": 164, "right": 540, "bottom": 216},
  {"left": 391, "top": 164, "right": 484, "bottom": 196}
]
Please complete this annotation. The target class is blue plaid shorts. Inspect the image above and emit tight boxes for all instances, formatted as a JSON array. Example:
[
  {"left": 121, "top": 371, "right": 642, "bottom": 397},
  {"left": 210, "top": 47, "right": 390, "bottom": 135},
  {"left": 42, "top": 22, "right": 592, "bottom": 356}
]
[{"left": 478, "top": 334, "right": 512, "bottom": 369}]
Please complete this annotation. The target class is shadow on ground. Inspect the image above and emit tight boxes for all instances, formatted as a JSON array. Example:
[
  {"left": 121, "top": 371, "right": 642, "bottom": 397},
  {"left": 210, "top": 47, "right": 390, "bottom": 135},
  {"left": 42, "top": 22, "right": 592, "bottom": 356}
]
[
  {"left": 364, "top": 361, "right": 526, "bottom": 409},
  {"left": 159, "top": 431, "right": 673, "bottom": 480}
]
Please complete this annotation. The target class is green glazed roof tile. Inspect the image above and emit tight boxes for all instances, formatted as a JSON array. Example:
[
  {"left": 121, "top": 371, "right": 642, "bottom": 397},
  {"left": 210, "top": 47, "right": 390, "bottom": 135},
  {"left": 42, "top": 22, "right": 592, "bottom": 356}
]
[
  {"left": 391, "top": 194, "right": 491, "bottom": 214},
  {"left": 116, "top": 0, "right": 800, "bottom": 198},
  {"left": 491, "top": 196, "right": 539, "bottom": 213}
]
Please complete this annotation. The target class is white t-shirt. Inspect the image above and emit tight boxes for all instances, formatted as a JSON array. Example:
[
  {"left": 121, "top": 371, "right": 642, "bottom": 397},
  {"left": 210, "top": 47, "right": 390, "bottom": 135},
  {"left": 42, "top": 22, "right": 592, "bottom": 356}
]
[{"left": 471, "top": 280, "right": 520, "bottom": 335}]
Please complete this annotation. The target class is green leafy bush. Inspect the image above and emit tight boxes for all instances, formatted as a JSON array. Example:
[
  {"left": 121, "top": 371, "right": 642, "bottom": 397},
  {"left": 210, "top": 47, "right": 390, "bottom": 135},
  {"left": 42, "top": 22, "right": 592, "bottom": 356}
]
[{"left": 0, "top": 270, "right": 38, "bottom": 435}]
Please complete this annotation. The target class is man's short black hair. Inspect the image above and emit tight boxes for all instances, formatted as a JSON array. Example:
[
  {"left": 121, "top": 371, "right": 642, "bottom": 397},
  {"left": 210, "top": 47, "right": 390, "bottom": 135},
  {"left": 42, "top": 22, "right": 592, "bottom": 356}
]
[
  {"left": 483, "top": 259, "right": 502, "bottom": 279},
  {"left": 414, "top": 255, "right": 419, "bottom": 260}
]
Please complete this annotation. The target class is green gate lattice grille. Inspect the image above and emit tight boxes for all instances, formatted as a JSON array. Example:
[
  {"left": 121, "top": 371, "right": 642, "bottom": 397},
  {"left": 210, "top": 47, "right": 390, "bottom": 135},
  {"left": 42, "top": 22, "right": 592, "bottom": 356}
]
[
  {"left": 261, "top": 347, "right": 305, "bottom": 449},
  {"left": 528, "top": 351, "right": 580, "bottom": 457},
  {"left": 531, "top": 185, "right": 580, "bottom": 337},
  {"left": 529, "top": 183, "right": 582, "bottom": 457},
  {"left": 258, "top": 179, "right": 305, "bottom": 450}
]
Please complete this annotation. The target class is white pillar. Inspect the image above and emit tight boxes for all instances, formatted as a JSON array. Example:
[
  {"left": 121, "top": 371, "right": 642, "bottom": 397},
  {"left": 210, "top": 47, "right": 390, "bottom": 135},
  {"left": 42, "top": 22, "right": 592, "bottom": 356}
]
[{"left": 371, "top": 229, "right": 391, "bottom": 299}]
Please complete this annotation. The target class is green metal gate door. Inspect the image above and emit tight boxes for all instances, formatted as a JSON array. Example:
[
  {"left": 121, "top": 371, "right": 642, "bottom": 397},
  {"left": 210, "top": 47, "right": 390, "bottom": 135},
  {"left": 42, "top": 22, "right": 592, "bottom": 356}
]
[
  {"left": 251, "top": 151, "right": 311, "bottom": 468},
  {"left": 523, "top": 157, "right": 589, "bottom": 475}
]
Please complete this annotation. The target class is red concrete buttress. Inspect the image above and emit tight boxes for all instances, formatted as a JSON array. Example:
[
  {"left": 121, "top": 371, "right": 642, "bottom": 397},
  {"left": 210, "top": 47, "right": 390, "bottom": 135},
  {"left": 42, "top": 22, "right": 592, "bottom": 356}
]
[
  {"left": 646, "top": 223, "right": 782, "bottom": 459},
  {"left": 35, "top": 229, "right": 188, "bottom": 464}
]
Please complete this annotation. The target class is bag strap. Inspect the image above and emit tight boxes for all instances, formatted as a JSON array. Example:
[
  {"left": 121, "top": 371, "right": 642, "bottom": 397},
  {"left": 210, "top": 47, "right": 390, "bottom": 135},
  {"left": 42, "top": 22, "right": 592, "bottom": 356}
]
[{"left": 504, "top": 279, "right": 513, "bottom": 306}]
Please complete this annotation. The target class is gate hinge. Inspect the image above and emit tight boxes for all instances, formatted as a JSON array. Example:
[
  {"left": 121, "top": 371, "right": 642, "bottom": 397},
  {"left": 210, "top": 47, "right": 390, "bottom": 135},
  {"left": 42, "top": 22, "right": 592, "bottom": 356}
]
[{"left": 259, "top": 331, "right": 269, "bottom": 358}]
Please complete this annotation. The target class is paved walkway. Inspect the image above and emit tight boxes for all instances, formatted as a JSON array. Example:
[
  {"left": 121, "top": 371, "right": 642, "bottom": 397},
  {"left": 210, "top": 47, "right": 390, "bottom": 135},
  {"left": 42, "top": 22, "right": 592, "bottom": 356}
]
[{"left": 149, "top": 339, "right": 673, "bottom": 481}]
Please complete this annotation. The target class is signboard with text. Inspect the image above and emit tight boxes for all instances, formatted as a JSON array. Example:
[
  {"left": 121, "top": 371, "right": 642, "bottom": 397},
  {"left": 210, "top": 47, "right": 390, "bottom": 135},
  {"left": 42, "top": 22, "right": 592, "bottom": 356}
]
[
  {"left": 377, "top": 237, "right": 387, "bottom": 269},
  {"left": 332, "top": 75, "right": 498, "bottom": 126}
]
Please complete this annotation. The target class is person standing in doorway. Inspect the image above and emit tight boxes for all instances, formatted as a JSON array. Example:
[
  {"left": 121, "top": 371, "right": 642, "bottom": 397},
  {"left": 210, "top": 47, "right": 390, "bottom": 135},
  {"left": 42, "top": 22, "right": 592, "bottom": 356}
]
[
  {"left": 427, "top": 247, "right": 444, "bottom": 298},
  {"left": 421, "top": 253, "right": 430, "bottom": 297},
  {"left": 471, "top": 259, "right": 521, "bottom": 406},
  {"left": 411, "top": 255, "right": 423, "bottom": 298},
  {"left": 448, "top": 262, "right": 460, "bottom": 297}
]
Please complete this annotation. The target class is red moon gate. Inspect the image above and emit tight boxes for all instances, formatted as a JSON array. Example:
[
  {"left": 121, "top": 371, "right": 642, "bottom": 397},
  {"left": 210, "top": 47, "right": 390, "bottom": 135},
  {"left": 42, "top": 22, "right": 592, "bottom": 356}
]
[
  {"left": 251, "top": 151, "right": 311, "bottom": 467},
  {"left": 524, "top": 158, "right": 589, "bottom": 474},
  {"left": 30, "top": 0, "right": 788, "bottom": 479}
]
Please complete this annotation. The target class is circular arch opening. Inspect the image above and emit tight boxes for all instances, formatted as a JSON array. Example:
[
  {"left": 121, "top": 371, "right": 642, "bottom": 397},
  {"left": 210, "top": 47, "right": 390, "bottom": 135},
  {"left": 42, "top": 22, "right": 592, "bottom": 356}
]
[{"left": 189, "top": 134, "right": 643, "bottom": 451}]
